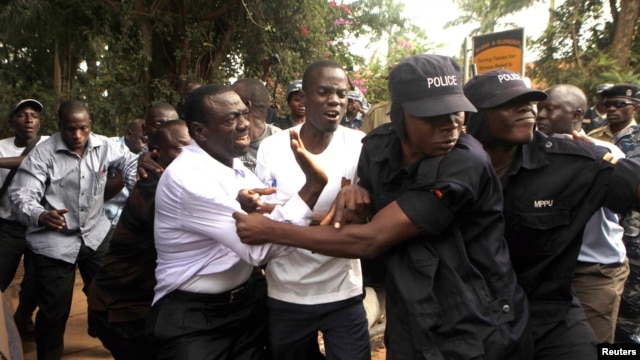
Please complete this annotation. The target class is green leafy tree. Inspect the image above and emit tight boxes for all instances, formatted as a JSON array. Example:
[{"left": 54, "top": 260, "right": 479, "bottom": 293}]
[
  {"left": 531, "top": 0, "right": 640, "bottom": 95},
  {"left": 447, "top": 0, "right": 543, "bottom": 35},
  {"left": 0, "top": 0, "right": 437, "bottom": 137}
]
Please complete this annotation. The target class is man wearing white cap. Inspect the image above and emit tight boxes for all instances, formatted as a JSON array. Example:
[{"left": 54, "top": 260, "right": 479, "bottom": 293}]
[{"left": 0, "top": 99, "right": 49, "bottom": 340}]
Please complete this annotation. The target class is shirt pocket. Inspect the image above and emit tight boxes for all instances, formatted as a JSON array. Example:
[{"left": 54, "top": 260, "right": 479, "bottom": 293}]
[
  {"left": 516, "top": 206, "right": 571, "bottom": 255},
  {"left": 93, "top": 171, "right": 108, "bottom": 196}
]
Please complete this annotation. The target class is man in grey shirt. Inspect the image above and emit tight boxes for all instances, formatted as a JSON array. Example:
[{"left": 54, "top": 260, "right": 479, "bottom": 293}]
[{"left": 9, "top": 99, "right": 135, "bottom": 360}]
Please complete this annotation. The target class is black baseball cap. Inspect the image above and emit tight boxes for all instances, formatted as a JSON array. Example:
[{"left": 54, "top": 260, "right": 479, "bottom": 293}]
[
  {"left": 463, "top": 69, "right": 547, "bottom": 109},
  {"left": 9, "top": 99, "right": 43, "bottom": 118},
  {"left": 388, "top": 54, "right": 476, "bottom": 117},
  {"left": 601, "top": 83, "right": 640, "bottom": 101},
  {"left": 595, "top": 83, "right": 613, "bottom": 94}
]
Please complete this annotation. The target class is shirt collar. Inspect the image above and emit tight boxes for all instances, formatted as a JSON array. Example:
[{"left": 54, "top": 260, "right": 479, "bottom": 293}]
[
  {"left": 53, "top": 132, "right": 103, "bottom": 154},
  {"left": 509, "top": 131, "right": 549, "bottom": 175},
  {"left": 186, "top": 142, "right": 248, "bottom": 178}
]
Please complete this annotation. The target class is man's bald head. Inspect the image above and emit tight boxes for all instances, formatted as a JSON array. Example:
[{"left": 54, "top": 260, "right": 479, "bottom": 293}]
[
  {"left": 536, "top": 84, "right": 588, "bottom": 135},
  {"left": 144, "top": 103, "right": 178, "bottom": 138},
  {"left": 545, "top": 84, "right": 588, "bottom": 114}
]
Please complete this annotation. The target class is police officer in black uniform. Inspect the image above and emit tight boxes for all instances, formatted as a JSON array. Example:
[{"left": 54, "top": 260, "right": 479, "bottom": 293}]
[
  {"left": 463, "top": 69, "right": 640, "bottom": 360},
  {"left": 234, "top": 55, "right": 533, "bottom": 360}
]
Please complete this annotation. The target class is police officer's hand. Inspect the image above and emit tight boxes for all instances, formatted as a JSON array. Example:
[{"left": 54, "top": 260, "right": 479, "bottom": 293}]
[
  {"left": 237, "top": 188, "right": 277, "bottom": 214},
  {"left": 321, "top": 182, "right": 371, "bottom": 228},
  {"left": 38, "top": 209, "right": 69, "bottom": 231},
  {"left": 137, "top": 149, "right": 163, "bottom": 181},
  {"left": 233, "top": 211, "right": 273, "bottom": 245}
]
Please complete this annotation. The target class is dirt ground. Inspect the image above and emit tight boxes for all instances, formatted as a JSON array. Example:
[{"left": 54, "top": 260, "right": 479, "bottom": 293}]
[{"left": 370, "top": 334, "right": 386, "bottom": 359}]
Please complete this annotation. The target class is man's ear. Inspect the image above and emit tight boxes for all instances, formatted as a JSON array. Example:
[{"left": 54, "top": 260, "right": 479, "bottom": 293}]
[
  {"left": 190, "top": 121, "right": 206, "bottom": 141},
  {"left": 573, "top": 108, "right": 584, "bottom": 123},
  {"left": 124, "top": 127, "right": 133, "bottom": 140}
]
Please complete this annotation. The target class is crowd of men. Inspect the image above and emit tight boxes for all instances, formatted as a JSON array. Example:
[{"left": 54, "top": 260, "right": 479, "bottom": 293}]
[{"left": 0, "top": 53, "right": 640, "bottom": 360}]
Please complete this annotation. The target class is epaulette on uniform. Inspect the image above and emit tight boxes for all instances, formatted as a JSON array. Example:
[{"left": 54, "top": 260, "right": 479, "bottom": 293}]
[{"left": 541, "top": 135, "right": 603, "bottom": 161}]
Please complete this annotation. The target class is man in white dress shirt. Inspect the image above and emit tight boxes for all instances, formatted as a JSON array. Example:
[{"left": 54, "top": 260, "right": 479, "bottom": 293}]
[{"left": 148, "top": 84, "right": 328, "bottom": 360}]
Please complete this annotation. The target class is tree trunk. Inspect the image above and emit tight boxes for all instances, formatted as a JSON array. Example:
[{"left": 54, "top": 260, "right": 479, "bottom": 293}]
[
  {"left": 62, "top": 40, "right": 72, "bottom": 95},
  {"left": 177, "top": 0, "right": 190, "bottom": 78},
  {"left": 610, "top": 0, "right": 640, "bottom": 68},
  {"left": 138, "top": 19, "right": 153, "bottom": 107},
  {"left": 54, "top": 40, "right": 62, "bottom": 95}
]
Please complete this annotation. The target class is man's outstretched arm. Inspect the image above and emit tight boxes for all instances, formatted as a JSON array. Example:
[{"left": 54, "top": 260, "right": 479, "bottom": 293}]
[{"left": 234, "top": 200, "right": 419, "bottom": 259}]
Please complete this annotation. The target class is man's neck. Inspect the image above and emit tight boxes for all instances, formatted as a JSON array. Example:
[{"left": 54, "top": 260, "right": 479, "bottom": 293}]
[
  {"left": 249, "top": 118, "right": 267, "bottom": 142},
  {"left": 610, "top": 119, "right": 632, "bottom": 135},
  {"left": 485, "top": 144, "right": 518, "bottom": 174},
  {"left": 299, "top": 122, "right": 334, "bottom": 154},
  {"left": 14, "top": 136, "right": 33, "bottom": 148},
  {"left": 291, "top": 113, "right": 305, "bottom": 125}
]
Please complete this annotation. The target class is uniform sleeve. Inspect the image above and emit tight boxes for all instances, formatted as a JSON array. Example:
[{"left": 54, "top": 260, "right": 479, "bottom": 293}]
[
  {"left": 356, "top": 141, "right": 373, "bottom": 193},
  {"left": 395, "top": 183, "right": 463, "bottom": 238}
]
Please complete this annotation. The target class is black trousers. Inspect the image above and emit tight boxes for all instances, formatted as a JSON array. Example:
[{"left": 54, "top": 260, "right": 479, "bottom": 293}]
[
  {"left": 532, "top": 298, "right": 598, "bottom": 360},
  {"left": 87, "top": 309, "right": 155, "bottom": 360},
  {"left": 33, "top": 239, "right": 109, "bottom": 360},
  {"left": 146, "top": 273, "right": 269, "bottom": 360},
  {"left": 267, "top": 296, "right": 370, "bottom": 360},
  {"left": 0, "top": 219, "right": 37, "bottom": 324}
]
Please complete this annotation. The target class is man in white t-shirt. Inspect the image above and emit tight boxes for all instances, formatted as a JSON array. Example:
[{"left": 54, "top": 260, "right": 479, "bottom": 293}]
[
  {"left": 0, "top": 99, "right": 49, "bottom": 340},
  {"left": 254, "top": 60, "right": 370, "bottom": 360}
]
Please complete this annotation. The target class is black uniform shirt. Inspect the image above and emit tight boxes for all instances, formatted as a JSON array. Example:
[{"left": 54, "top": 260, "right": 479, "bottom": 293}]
[
  {"left": 501, "top": 131, "right": 640, "bottom": 325},
  {"left": 358, "top": 123, "right": 531, "bottom": 360}
]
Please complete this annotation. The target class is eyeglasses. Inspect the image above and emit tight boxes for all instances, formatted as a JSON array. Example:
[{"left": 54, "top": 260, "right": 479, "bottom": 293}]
[{"left": 603, "top": 101, "right": 637, "bottom": 109}]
